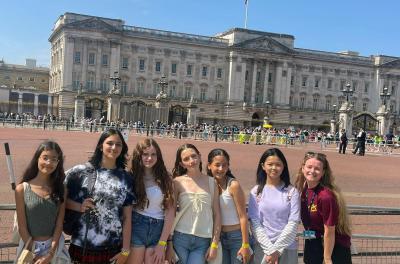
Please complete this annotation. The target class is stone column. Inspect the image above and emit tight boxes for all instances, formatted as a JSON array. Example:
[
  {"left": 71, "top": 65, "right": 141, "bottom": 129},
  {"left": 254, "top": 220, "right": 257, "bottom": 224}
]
[
  {"left": 376, "top": 105, "right": 389, "bottom": 135},
  {"left": 250, "top": 60, "right": 257, "bottom": 104},
  {"left": 17, "top": 93, "right": 23, "bottom": 113},
  {"left": 81, "top": 39, "right": 88, "bottom": 91},
  {"left": 107, "top": 95, "right": 121, "bottom": 122},
  {"left": 227, "top": 54, "right": 237, "bottom": 103},
  {"left": 74, "top": 94, "right": 85, "bottom": 122},
  {"left": 274, "top": 62, "right": 283, "bottom": 105},
  {"left": 63, "top": 37, "right": 74, "bottom": 90},
  {"left": 263, "top": 60, "right": 270, "bottom": 102},
  {"left": 33, "top": 94, "right": 39, "bottom": 116},
  {"left": 47, "top": 95, "right": 53, "bottom": 115},
  {"left": 338, "top": 101, "right": 353, "bottom": 135}
]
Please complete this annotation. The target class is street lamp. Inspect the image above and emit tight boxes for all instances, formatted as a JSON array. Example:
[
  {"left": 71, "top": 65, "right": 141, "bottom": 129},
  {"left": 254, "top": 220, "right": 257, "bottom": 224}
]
[
  {"left": 332, "top": 104, "right": 337, "bottom": 120},
  {"left": 380, "top": 86, "right": 391, "bottom": 108},
  {"left": 341, "top": 83, "right": 354, "bottom": 102}
]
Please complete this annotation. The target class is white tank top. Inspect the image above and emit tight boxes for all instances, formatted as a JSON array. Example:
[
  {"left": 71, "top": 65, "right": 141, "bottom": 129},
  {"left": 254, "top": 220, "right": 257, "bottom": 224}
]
[
  {"left": 220, "top": 178, "right": 240, "bottom": 226},
  {"left": 136, "top": 185, "right": 165, "bottom": 220}
]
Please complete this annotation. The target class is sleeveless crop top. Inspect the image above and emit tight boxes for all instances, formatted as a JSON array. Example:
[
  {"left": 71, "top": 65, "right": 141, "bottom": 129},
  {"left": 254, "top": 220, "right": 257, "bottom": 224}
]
[
  {"left": 220, "top": 178, "right": 240, "bottom": 226},
  {"left": 136, "top": 185, "right": 164, "bottom": 220},
  {"left": 174, "top": 177, "right": 214, "bottom": 238},
  {"left": 24, "top": 183, "right": 59, "bottom": 237}
]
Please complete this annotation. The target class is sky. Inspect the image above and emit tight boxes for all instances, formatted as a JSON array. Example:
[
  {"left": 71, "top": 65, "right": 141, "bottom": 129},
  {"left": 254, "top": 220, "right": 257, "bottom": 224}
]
[{"left": 1, "top": 0, "right": 399, "bottom": 67}]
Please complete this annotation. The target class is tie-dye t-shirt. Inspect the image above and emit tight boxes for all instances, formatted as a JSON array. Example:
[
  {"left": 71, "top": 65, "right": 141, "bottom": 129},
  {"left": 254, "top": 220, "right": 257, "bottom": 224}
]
[{"left": 65, "top": 164, "right": 135, "bottom": 248}]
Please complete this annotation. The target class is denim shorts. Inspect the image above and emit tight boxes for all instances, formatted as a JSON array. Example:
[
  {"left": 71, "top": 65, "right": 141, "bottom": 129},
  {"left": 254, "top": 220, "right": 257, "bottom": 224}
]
[{"left": 131, "top": 211, "right": 164, "bottom": 248}]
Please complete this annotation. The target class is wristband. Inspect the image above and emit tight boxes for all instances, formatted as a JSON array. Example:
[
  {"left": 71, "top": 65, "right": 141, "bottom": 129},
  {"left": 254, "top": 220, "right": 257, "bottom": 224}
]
[
  {"left": 158, "top": 240, "right": 167, "bottom": 246},
  {"left": 120, "top": 248, "right": 130, "bottom": 257},
  {"left": 241, "top": 243, "right": 250, "bottom": 249},
  {"left": 211, "top": 242, "right": 218, "bottom": 249}
]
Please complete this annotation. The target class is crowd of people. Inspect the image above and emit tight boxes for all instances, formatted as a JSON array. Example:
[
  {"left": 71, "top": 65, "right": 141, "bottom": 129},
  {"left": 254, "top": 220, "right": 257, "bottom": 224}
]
[{"left": 14, "top": 128, "right": 353, "bottom": 264}]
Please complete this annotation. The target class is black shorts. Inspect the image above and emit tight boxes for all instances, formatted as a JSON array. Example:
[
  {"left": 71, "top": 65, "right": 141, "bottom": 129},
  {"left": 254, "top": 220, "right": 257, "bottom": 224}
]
[{"left": 304, "top": 238, "right": 352, "bottom": 264}]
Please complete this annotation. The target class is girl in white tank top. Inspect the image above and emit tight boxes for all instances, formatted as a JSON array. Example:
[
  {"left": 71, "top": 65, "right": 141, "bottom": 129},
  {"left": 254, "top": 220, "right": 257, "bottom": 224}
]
[
  {"left": 207, "top": 148, "right": 252, "bottom": 264},
  {"left": 127, "top": 138, "right": 175, "bottom": 264}
]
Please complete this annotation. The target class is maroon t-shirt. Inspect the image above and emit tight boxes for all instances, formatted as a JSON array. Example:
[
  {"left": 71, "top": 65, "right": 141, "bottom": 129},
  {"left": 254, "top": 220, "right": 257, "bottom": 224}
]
[{"left": 300, "top": 185, "right": 351, "bottom": 248}]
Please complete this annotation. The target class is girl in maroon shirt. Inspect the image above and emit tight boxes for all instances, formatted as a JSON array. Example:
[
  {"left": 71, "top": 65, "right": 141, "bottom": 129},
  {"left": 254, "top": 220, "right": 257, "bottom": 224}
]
[{"left": 295, "top": 152, "right": 352, "bottom": 264}]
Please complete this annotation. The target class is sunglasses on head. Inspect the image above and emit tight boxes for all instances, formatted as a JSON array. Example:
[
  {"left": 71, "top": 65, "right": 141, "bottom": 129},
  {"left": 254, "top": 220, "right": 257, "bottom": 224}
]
[{"left": 305, "top": 151, "right": 327, "bottom": 158}]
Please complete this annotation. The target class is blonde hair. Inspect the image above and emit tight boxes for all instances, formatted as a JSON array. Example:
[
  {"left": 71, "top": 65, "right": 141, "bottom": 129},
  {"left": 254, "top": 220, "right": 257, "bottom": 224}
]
[{"left": 295, "top": 152, "right": 351, "bottom": 236}]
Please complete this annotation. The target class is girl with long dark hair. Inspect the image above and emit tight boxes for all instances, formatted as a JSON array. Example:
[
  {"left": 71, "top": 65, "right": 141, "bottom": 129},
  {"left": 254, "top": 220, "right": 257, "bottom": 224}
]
[
  {"left": 65, "top": 128, "right": 135, "bottom": 264},
  {"left": 15, "top": 140, "right": 68, "bottom": 262}
]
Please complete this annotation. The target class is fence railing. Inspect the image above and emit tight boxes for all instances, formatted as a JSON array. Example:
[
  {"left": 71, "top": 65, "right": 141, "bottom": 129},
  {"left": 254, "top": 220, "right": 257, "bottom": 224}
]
[{"left": 1, "top": 204, "right": 400, "bottom": 263}]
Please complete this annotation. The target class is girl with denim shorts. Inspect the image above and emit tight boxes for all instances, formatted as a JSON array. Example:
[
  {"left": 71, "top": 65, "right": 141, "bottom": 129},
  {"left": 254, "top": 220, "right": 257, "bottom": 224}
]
[
  {"left": 172, "top": 144, "right": 221, "bottom": 264},
  {"left": 207, "top": 148, "right": 251, "bottom": 264},
  {"left": 127, "top": 138, "right": 175, "bottom": 264}
]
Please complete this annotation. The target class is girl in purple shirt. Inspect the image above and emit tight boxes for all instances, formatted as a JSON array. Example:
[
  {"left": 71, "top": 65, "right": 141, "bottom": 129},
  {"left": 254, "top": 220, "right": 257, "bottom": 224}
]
[{"left": 248, "top": 148, "right": 300, "bottom": 264}]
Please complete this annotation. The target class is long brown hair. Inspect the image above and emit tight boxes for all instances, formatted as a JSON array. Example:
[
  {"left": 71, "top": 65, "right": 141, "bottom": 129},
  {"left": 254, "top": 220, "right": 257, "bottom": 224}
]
[
  {"left": 172, "top": 144, "right": 202, "bottom": 178},
  {"left": 295, "top": 152, "right": 351, "bottom": 236},
  {"left": 130, "top": 138, "right": 174, "bottom": 210}
]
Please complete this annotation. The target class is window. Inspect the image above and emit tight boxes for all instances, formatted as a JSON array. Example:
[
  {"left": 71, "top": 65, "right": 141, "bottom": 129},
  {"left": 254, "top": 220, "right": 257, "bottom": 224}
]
[
  {"left": 72, "top": 72, "right": 80, "bottom": 89},
  {"left": 215, "top": 89, "right": 221, "bottom": 102},
  {"left": 245, "top": 70, "right": 249, "bottom": 81},
  {"left": 290, "top": 76, "right": 294, "bottom": 86},
  {"left": 200, "top": 87, "right": 207, "bottom": 101},
  {"left": 88, "top": 53, "right": 95, "bottom": 65},
  {"left": 282, "top": 70, "right": 287, "bottom": 77},
  {"left": 202, "top": 66, "right": 208, "bottom": 77},
  {"left": 100, "top": 77, "right": 108, "bottom": 92},
  {"left": 185, "top": 86, "right": 191, "bottom": 99},
  {"left": 302, "top": 76, "right": 307, "bottom": 87},
  {"left": 155, "top": 61, "right": 161, "bottom": 72},
  {"left": 139, "top": 59, "right": 145, "bottom": 71},
  {"left": 340, "top": 80, "right": 346, "bottom": 90},
  {"left": 300, "top": 96, "right": 305, "bottom": 109},
  {"left": 86, "top": 72, "right": 95, "bottom": 90},
  {"left": 327, "top": 79, "right": 333, "bottom": 90},
  {"left": 4, "top": 76, "right": 10, "bottom": 80},
  {"left": 17, "top": 76, "right": 23, "bottom": 81},
  {"left": 171, "top": 63, "right": 177, "bottom": 74},
  {"left": 29, "top": 77, "right": 35, "bottom": 82},
  {"left": 364, "top": 82, "right": 369, "bottom": 93},
  {"left": 169, "top": 85, "right": 176, "bottom": 97},
  {"left": 187, "top": 64, "right": 192, "bottom": 76},
  {"left": 122, "top": 57, "right": 129, "bottom": 69},
  {"left": 102, "top": 54, "right": 108, "bottom": 66},
  {"left": 325, "top": 98, "right": 331, "bottom": 110},
  {"left": 312, "top": 97, "right": 319, "bottom": 110},
  {"left": 362, "top": 102, "right": 368, "bottom": 111},
  {"left": 121, "top": 81, "right": 128, "bottom": 95},
  {"left": 352, "top": 80, "right": 358, "bottom": 91},
  {"left": 137, "top": 80, "right": 145, "bottom": 95},
  {"left": 74, "top": 51, "right": 81, "bottom": 64},
  {"left": 268, "top": 73, "right": 272, "bottom": 83},
  {"left": 391, "top": 85, "right": 396, "bottom": 96},
  {"left": 256, "top": 71, "right": 261, "bottom": 82},
  {"left": 314, "top": 78, "right": 320, "bottom": 88},
  {"left": 217, "top": 68, "right": 222, "bottom": 79}
]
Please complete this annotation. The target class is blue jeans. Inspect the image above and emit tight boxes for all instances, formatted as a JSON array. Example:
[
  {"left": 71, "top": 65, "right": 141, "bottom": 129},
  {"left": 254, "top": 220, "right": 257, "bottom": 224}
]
[
  {"left": 173, "top": 231, "right": 211, "bottom": 264},
  {"left": 220, "top": 229, "right": 243, "bottom": 264},
  {"left": 131, "top": 212, "right": 164, "bottom": 247}
]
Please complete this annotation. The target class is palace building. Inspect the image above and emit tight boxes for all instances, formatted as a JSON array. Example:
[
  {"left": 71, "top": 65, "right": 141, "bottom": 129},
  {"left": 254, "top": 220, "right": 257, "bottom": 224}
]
[{"left": 48, "top": 12, "right": 400, "bottom": 129}]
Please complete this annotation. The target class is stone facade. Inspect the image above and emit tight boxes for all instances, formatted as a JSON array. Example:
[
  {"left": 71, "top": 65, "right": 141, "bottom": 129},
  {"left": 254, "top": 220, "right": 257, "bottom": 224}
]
[
  {"left": 0, "top": 59, "right": 53, "bottom": 115},
  {"left": 48, "top": 12, "right": 400, "bottom": 129}
]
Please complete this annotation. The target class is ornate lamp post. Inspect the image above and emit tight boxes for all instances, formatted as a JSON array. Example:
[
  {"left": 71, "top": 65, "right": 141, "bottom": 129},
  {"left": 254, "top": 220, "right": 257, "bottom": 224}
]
[
  {"left": 107, "top": 71, "right": 122, "bottom": 122},
  {"left": 376, "top": 87, "right": 391, "bottom": 135},
  {"left": 155, "top": 75, "right": 169, "bottom": 124},
  {"left": 263, "top": 100, "right": 271, "bottom": 127},
  {"left": 342, "top": 83, "right": 354, "bottom": 103}
]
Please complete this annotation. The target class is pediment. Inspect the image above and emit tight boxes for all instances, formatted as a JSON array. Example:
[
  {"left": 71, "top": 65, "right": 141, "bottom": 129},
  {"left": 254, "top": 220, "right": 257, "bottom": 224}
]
[
  {"left": 66, "top": 18, "right": 119, "bottom": 33},
  {"left": 381, "top": 58, "right": 400, "bottom": 68},
  {"left": 234, "top": 36, "right": 293, "bottom": 54}
]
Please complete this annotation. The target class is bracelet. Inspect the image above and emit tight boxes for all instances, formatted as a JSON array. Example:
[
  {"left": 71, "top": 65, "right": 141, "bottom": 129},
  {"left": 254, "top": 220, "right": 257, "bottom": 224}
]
[
  {"left": 211, "top": 242, "right": 218, "bottom": 249},
  {"left": 158, "top": 240, "right": 167, "bottom": 247},
  {"left": 241, "top": 243, "right": 250, "bottom": 249},
  {"left": 120, "top": 248, "right": 130, "bottom": 257}
]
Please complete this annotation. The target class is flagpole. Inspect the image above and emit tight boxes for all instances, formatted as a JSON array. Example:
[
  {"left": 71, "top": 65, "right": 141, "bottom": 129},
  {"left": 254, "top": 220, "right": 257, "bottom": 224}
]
[{"left": 245, "top": 0, "right": 249, "bottom": 29}]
